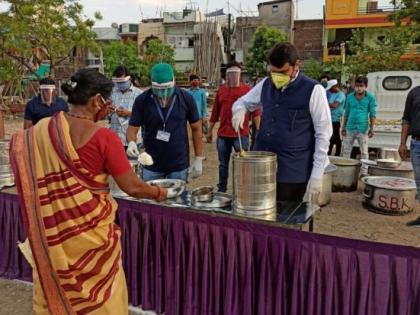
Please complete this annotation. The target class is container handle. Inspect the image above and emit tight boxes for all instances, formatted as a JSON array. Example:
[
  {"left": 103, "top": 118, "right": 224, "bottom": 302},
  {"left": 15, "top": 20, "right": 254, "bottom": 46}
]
[{"left": 363, "top": 186, "right": 373, "bottom": 199}]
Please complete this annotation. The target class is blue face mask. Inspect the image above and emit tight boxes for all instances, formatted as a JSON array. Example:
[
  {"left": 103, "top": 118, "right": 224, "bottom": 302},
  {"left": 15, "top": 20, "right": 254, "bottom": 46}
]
[{"left": 116, "top": 81, "right": 131, "bottom": 92}]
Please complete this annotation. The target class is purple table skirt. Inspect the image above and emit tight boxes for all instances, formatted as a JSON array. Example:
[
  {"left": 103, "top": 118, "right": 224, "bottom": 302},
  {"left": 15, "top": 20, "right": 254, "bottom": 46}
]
[{"left": 1, "top": 192, "right": 420, "bottom": 315}]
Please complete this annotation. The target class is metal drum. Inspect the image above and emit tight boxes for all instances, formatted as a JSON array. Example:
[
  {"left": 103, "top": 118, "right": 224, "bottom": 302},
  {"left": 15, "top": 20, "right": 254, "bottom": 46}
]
[
  {"left": 362, "top": 176, "right": 416, "bottom": 215},
  {"left": 0, "top": 164, "right": 14, "bottom": 189},
  {"left": 319, "top": 164, "right": 337, "bottom": 207},
  {"left": 329, "top": 156, "right": 361, "bottom": 192},
  {"left": 232, "top": 151, "right": 277, "bottom": 215},
  {"left": 0, "top": 140, "right": 10, "bottom": 165},
  {"left": 0, "top": 140, "right": 14, "bottom": 190}
]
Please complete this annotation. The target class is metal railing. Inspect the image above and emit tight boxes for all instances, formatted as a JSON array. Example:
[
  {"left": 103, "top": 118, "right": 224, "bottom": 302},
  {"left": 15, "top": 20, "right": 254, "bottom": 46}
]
[{"left": 357, "top": 5, "right": 397, "bottom": 15}]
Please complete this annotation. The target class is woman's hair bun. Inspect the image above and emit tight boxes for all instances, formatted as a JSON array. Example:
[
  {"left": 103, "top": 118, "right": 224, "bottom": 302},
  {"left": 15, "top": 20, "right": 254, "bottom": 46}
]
[
  {"left": 61, "top": 82, "right": 75, "bottom": 96},
  {"left": 61, "top": 68, "right": 113, "bottom": 105}
]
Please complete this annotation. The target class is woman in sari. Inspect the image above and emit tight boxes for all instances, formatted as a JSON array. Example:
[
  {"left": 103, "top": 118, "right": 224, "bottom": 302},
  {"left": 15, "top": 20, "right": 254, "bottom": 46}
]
[{"left": 10, "top": 68, "right": 167, "bottom": 315}]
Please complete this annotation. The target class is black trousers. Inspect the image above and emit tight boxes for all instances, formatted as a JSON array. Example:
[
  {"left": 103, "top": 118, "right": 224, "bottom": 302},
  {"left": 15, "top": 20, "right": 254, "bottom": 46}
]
[
  {"left": 277, "top": 182, "right": 307, "bottom": 202},
  {"left": 328, "top": 121, "right": 342, "bottom": 156}
]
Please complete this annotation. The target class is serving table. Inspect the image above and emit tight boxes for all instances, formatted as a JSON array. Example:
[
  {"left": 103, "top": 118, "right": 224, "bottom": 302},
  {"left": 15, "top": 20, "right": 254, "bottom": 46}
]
[{"left": 1, "top": 188, "right": 420, "bottom": 315}]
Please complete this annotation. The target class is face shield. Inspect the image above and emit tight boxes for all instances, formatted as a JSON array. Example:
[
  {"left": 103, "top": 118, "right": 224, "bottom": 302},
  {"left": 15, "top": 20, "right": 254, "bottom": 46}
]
[
  {"left": 152, "top": 80, "right": 175, "bottom": 107},
  {"left": 40, "top": 85, "right": 56, "bottom": 106},
  {"left": 226, "top": 67, "right": 241, "bottom": 87},
  {"left": 112, "top": 76, "right": 131, "bottom": 92}
]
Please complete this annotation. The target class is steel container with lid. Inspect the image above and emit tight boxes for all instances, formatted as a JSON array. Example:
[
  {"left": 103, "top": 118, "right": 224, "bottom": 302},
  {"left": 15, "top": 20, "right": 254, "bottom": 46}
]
[
  {"left": 368, "top": 161, "right": 414, "bottom": 179},
  {"left": 0, "top": 140, "right": 14, "bottom": 190},
  {"left": 362, "top": 176, "right": 416, "bottom": 215},
  {"left": 329, "top": 156, "right": 361, "bottom": 192},
  {"left": 232, "top": 151, "right": 277, "bottom": 215},
  {"left": 0, "top": 140, "right": 10, "bottom": 165},
  {"left": 319, "top": 164, "right": 337, "bottom": 206}
]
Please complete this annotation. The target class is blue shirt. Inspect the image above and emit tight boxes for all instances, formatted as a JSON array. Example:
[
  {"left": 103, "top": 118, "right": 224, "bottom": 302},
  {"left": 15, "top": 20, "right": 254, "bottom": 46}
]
[
  {"left": 328, "top": 91, "right": 346, "bottom": 122},
  {"left": 344, "top": 91, "right": 377, "bottom": 133},
  {"left": 129, "top": 88, "right": 200, "bottom": 173},
  {"left": 24, "top": 95, "right": 68, "bottom": 125},
  {"left": 187, "top": 88, "right": 207, "bottom": 119}
]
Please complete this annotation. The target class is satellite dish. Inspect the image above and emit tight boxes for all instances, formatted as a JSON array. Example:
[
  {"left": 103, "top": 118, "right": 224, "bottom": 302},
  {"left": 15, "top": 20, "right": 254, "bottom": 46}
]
[{"left": 111, "top": 23, "right": 118, "bottom": 29}]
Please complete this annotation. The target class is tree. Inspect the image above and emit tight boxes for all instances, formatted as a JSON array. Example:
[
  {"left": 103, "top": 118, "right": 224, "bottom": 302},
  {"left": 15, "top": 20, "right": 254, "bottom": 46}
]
[
  {"left": 0, "top": 0, "right": 100, "bottom": 77},
  {"left": 245, "top": 25, "right": 288, "bottom": 79},
  {"left": 103, "top": 39, "right": 175, "bottom": 86},
  {"left": 102, "top": 41, "right": 143, "bottom": 79},
  {"left": 390, "top": 0, "right": 420, "bottom": 25},
  {"left": 143, "top": 39, "right": 175, "bottom": 66},
  {"left": 343, "top": 27, "right": 419, "bottom": 77},
  {"left": 300, "top": 59, "right": 324, "bottom": 81}
]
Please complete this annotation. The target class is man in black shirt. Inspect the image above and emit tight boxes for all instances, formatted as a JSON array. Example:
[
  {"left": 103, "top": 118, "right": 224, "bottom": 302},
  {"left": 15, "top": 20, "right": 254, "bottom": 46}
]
[
  {"left": 399, "top": 85, "right": 420, "bottom": 227},
  {"left": 24, "top": 78, "right": 68, "bottom": 129}
]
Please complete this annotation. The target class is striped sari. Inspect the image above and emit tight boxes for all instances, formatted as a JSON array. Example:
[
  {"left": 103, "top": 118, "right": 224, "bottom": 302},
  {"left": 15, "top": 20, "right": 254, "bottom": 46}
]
[{"left": 10, "top": 112, "right": 128, "bottom": 315}]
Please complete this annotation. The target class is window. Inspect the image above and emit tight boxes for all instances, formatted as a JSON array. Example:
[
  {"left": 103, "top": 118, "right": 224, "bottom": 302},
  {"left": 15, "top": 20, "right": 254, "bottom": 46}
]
[
  {"left": 382, "top": 76, "right": 412, "bottom": 91},
  {"left": 188, "top": 38, "right": 194, "bottom": 47},
  {"left": 272, "top": 5, "right": 279, "bottom": 13},
  {"left": 377, "top": 35, "right": 385, "bottom": 42}
]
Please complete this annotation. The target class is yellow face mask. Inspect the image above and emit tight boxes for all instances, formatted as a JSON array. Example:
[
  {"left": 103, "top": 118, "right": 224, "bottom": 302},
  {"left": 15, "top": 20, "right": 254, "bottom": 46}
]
[{"left": 271, "top": 72, "right": 291, "bottom": 89}]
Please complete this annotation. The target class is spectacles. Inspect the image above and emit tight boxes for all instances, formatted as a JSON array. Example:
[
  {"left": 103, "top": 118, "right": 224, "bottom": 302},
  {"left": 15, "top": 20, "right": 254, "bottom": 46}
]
[{"left": 99, "top": 95, "right": 111, "bottom": 104}]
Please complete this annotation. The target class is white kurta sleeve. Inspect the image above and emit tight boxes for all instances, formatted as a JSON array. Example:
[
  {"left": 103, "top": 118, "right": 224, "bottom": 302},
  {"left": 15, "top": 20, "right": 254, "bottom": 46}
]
[
  {"left": 232, "top": 78, "right": 267, "bottom": 114},
  {"left": 309, "top": 84, "right": 333, "bottom": 179}
]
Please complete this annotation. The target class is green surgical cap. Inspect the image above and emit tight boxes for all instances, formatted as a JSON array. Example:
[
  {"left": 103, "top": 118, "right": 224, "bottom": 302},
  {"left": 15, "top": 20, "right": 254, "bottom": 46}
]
[{"left": 151, "top": 63, "right": 174, "bottom": 83}]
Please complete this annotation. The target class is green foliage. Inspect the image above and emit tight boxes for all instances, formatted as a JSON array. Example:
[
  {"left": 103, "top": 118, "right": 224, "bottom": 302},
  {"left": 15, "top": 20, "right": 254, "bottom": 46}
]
[
  {"left": 102, "top": 39, "right": 175, "bottom": 86},
  {"left": 102, "top": 41, "right": 142, "bottom": 78},
  {"left": 143, "top": 39, "right": 175, "bottom": 66},
  {"left": 245, "top": 25, "right": 288, "bottom": 78},
  {"left": 0, "top": 0, "right": 100, "bottom": 77},
  {"left": 0, "top": 59, "right": 20, "bottom": 83},
  {"left": 300, "top": 58, "right": 324, "bottom": 81},
  {"left": 390, "top": 0, "right": 420, "bottom": 25},
  {"left": 343, "top": 27, "right": 419, "bottom": 77}
]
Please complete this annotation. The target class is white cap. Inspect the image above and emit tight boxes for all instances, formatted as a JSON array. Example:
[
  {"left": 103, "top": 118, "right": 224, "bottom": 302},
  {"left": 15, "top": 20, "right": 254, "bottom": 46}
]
[{"left": 326, "top": 79, "right": 338, "bottom": 91}]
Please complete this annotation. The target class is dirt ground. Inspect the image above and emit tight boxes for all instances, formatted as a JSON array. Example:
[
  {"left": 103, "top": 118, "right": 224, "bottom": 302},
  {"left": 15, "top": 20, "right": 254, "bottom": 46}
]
[{"left": 1, "top": 115, "right": 419, "bottom": 314}]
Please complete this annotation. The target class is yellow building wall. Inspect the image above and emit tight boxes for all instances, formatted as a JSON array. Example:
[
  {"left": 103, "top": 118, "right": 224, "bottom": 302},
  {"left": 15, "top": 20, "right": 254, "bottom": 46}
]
[{"left": 325, "top": 0, "right": 395, "bottom": 29}]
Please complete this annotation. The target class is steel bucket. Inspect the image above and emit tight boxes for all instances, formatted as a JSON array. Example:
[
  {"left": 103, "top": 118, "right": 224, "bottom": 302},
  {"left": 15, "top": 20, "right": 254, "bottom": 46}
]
[
  {"left": 232, "top": 151, "right": 277, "bottom": 215},
  {"left": 329, "top": 156, "right": 361, "bottom": 192},
  {"left": 0, "top": 140, "right": 10, "bottom": 165},
  {"left": 319, "top": 164, "right": 337, "bottom": 206}
]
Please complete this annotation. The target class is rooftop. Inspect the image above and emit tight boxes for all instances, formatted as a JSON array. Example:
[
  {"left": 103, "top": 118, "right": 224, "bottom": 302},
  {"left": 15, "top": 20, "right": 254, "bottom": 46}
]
[
  {"left": 257, "top": 0, "right": 291, "bottom": 7},
  {"left": 92, "top": 27, "right": 120, "bottom": 41}
]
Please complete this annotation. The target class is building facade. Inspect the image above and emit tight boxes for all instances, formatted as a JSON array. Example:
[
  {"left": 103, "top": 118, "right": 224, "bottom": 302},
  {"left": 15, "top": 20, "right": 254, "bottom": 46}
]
[
  {"left": 294, "top": 19, "right": 323, "bottom": 61},
  {"left": 323, "top": 0, "right": 419, "bottom": 62},
  {"left": 87, "top": 27, "right": 121, "bottom": 72},
  {"left": 234, "top": 0, "right": 294, "bottom": 63},
  {"left": 137, "top": 18, "right": 165, "bottom": 55},
  {"left": 162, "top": 9, "right": 205, "bottom": 72}
]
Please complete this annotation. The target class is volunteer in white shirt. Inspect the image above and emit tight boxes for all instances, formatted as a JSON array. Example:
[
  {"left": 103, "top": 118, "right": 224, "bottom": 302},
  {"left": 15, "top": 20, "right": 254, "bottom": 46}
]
[{"left": 232, "top": 43, "right": 332, "bottom": 202}]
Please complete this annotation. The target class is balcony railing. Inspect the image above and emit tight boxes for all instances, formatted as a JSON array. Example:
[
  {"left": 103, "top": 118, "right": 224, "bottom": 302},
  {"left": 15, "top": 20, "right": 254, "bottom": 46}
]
[{"left": 357, "top": 4, "right": 397, "bottom": 15}]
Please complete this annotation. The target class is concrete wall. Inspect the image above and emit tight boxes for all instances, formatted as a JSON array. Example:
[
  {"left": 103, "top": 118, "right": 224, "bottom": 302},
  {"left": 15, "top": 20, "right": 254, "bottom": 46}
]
[
  {"left": 138, "top": 22, "right": 165, "bottom": 54},
  {"left": 294, "top": 19, "right": 323, "bottom": 60},
  {"left": 234, "top": 16, "right": 261, "bottom": 63},
  {"left": 235, "top": 1, "right": 294, "bottom": 62},
  {"left": 258, "top": 0, "right": 293, "bottom": 34},
  {"left": 163, "top": 10, "right": 205, "bottom": 24}
]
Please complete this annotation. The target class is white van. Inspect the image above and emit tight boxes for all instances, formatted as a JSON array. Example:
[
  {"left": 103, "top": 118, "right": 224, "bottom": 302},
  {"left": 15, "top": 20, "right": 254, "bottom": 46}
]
[{"left": 365, "top": 71, "right": 420, "bottom": 150}]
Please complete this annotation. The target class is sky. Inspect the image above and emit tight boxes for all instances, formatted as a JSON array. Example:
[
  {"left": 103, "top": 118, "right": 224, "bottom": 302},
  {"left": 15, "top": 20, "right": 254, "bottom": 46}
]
[
  {"left": 80, "top": 0, "right": 326, "bottom": 26},
  {"left": 0, "top": 0, "right": 393, "bottom": 27}
]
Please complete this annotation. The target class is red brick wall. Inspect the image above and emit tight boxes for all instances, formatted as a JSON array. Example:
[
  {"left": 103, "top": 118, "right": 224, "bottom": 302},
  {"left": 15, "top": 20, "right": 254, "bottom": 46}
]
[{"left": 294, "top": 19, "right": 323, "bottom": 60}]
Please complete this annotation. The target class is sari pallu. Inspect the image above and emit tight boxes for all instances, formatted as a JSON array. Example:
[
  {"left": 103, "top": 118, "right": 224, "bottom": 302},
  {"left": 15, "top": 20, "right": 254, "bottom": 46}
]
[{"left": 10, "top": 112, "right": 128, "bottom": 315}]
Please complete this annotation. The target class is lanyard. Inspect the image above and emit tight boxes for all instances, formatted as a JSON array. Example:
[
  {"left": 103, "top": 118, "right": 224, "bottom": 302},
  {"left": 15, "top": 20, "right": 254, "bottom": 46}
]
[{"left": 153, "top": 95, "right": 177, "bottom": 130}]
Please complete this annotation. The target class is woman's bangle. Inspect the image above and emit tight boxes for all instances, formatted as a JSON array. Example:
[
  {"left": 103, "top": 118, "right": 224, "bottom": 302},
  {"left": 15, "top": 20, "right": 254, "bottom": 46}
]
[{"left": 154, "top": 186, "right": 165, "bottom": 201}]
